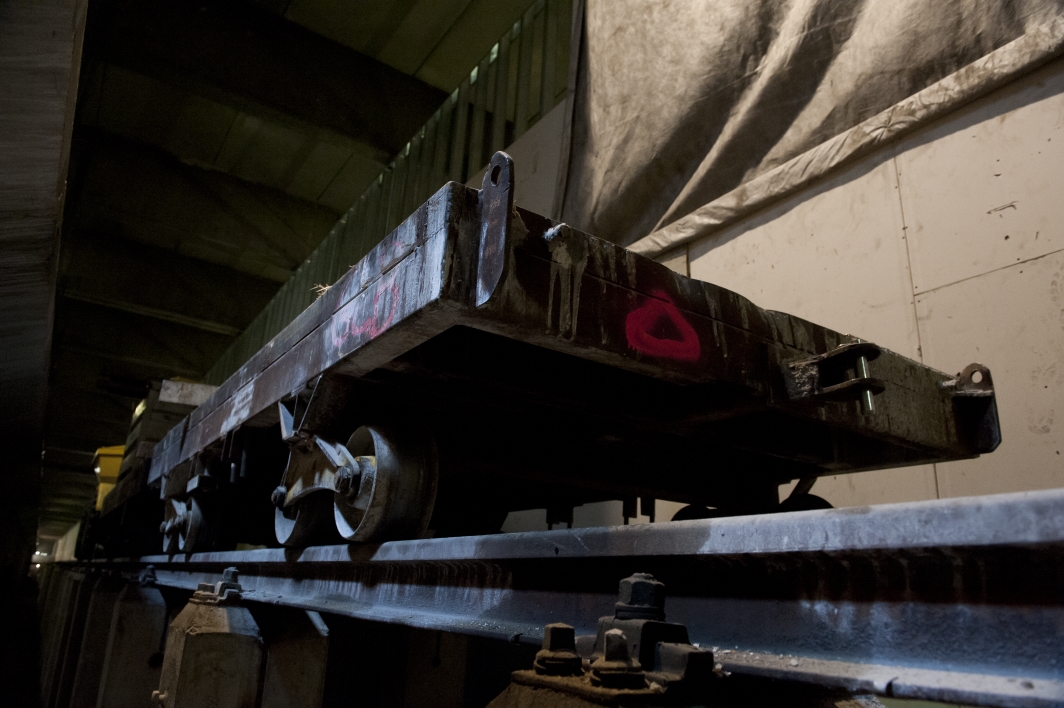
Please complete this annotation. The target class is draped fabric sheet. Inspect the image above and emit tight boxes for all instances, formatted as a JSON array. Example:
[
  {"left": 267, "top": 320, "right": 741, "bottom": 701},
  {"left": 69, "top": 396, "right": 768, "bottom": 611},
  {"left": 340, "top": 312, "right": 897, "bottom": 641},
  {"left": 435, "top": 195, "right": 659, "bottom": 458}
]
[{"left": 559, "top": 0, "right": 1064, "bottom": 254}]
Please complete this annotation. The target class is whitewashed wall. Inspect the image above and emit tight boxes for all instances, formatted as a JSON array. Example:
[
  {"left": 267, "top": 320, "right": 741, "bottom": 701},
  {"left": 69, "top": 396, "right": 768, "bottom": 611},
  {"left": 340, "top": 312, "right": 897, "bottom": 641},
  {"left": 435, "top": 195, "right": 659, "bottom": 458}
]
[{"left": 686, "top": 55, "right": 1064, "bottom": 507}]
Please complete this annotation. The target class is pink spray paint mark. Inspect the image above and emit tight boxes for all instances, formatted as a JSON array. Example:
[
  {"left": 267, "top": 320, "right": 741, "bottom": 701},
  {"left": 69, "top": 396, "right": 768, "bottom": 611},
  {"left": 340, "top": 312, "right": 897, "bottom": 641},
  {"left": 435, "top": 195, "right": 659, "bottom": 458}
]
[{"left": 625, "top": 290, "right": 701, "bottom": 362}]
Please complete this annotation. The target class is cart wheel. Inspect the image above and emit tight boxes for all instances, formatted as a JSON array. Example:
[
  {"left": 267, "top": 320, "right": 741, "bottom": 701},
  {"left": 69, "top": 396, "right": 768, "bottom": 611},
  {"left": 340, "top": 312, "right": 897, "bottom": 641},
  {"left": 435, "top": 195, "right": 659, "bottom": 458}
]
[
  {"left": 778, "top": 493, "right": 833, "bottom": 512},
  {"left": 161, "top": 518, "right": 180, "bottom": 554},
  {"left": 333, "top": 426, "right": 438, "bottom": 542},
  {"left": 275, "top": 491, "right": 337, "bottom": 547},
  {"left": 178, "top": 497, "right": 205, "bottom": 553},
  {"left": 670, "top": 504, "right": 724, "bottom": 521}
]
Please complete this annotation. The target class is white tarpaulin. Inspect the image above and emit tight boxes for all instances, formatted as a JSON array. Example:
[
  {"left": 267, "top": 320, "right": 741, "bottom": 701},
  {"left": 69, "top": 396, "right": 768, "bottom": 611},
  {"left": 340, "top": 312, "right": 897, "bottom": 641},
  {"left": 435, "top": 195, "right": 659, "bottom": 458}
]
[{"left": 558, "top": 0, "right": 1064, "bottom": 255}]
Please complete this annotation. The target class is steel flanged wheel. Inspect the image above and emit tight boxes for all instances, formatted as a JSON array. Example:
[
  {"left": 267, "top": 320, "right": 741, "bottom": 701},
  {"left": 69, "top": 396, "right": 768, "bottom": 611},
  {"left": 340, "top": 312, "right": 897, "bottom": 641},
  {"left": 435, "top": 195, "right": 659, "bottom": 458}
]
[
  {"left": 274, "top": 489, "right": 338, "bottom": 547},
  {"left": 178, "top": 496, "right": 205, "bottom": 553},
  {"left": 333, "top": 426, "right": 438, "bottom": 543},
  {"left": 161, "top": 501, "right": 182, "bottom": 554}
]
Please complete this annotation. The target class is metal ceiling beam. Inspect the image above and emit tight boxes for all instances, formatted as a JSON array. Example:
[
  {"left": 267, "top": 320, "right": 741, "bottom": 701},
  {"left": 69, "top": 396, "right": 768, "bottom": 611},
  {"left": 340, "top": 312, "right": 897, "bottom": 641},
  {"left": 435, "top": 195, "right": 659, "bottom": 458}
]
[
  {"left": 47, "top": 353, "right": 159, "bottom": 403},
  {"left": 54, "top": 345, "right": 202, "bottom": 381},
  {"left": 62, "top": 292, "right": 240, "bottom": 338},
  {"left": 86, "top": 0, "right": 447, "bottom": 159},
  {"left": 65, "top": 128, "right": 339, "bottom": 283},
  {"left": 45, "top": 388, "right": 133, "bottom": 434},
  {"left": 52, "top": 300, "right": 231, "bottom": 381},
  {"left": 42, "top": 411, "right": 131, "bottom": 457},
  {"left": 59, "top": 232, "right": 279, "bottom": 337}
]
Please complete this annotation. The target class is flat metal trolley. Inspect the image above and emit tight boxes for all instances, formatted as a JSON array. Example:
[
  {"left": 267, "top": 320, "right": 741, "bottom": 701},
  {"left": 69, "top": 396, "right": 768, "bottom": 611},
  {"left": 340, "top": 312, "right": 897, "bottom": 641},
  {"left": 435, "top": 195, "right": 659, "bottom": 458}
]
[{"left": 146, "top": 152, "right": 1000, "bottom": 553}]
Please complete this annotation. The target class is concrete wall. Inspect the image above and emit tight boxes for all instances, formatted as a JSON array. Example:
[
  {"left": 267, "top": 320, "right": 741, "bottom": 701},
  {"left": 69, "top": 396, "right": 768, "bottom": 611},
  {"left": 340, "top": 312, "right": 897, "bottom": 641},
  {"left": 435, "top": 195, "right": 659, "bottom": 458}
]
[
  {"left": 1, "top": 0, "right": 87, "bottom": 594},
  {"left": 686, "top": 54, "right": 1064, "bottom": 508}
]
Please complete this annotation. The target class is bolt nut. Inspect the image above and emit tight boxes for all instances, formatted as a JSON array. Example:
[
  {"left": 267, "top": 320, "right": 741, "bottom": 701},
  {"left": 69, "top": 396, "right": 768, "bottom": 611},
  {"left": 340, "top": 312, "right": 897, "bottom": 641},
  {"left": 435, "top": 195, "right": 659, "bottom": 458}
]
[
  {"left": 542, "top": 623, "right": 577, "bottom": 652},
  {"left": 590, "top": 629, "right": 644, "bottom": 689},
  {"left": 533, "top": 623, "right": 583, "bottom": 676},
  {"left": 335, "top": 463, "right": 361, "bottom": 499},
  {"left": 615, "top": 572, "right": 665, "bottom": 620},
  {"left": 222, "top": 566, "right": 239, "bottom": 583},
  {"left": 603, "top": 629, "right": 629, "bottom": 661},
  {"left": 271, "top": 486, "right": 288, "bottom": 509}
]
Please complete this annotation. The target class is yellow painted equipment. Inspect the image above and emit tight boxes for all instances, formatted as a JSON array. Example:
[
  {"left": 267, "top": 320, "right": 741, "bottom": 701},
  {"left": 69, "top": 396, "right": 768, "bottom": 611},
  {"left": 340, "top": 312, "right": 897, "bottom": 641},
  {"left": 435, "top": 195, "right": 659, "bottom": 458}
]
[{"left": 93, "top": 445, "right": 124, "bottom": 511}]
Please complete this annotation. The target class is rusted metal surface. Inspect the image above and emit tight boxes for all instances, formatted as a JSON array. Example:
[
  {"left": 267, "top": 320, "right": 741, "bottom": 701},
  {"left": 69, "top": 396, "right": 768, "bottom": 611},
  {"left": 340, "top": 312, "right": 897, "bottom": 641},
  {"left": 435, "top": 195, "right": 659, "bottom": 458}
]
[
  {"left": 143, "top": 150, "right": 1001, "bottom": 553},
  {"left": 67, "top": 489, "right": 1064, "bottom": 707}
]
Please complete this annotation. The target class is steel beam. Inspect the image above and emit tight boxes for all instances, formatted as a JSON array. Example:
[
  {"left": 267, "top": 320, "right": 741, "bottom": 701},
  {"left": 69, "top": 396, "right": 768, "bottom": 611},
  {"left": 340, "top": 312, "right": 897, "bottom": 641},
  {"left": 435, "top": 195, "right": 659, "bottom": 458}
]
[
  {"left": 86, "top": 0, "right": 446, "bottom": 158},
  {"left": 74, "top": 489, "right": 1064, "bottom": 708},
  {"left": 59, "top": 231, "right": 279, "bottom": 337}
]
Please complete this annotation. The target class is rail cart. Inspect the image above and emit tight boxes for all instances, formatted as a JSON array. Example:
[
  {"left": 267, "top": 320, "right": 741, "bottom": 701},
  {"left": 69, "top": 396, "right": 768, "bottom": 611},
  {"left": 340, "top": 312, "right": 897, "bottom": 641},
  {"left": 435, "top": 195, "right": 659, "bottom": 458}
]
[{"left": 149, "top": 152, "right": 1000, "bottom": 553}]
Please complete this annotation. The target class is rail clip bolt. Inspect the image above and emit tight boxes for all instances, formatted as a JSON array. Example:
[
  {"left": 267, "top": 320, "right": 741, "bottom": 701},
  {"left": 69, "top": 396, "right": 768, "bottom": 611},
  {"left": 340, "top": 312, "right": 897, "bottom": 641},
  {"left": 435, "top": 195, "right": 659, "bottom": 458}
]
[
  {"left": 271, "top": 486, "right": 288, "bottom": 509},
  {"left": 615, "top": 572, "right": 665, "bottom": 620},
  {"left": 533, "top": 623, "right": 583, "bottom": 676},
  {"left": 590, "top": 629, "right": 645, "bottom": 689}
]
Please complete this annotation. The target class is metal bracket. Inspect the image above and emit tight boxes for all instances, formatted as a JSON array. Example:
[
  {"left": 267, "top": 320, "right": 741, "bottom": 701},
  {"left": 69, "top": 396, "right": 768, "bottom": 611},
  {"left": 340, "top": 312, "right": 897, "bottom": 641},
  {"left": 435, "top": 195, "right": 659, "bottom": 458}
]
[
  {"left": 278, "top": 376, "right": 322, "bottom": 443},
  {"left": 476, "top": 151, "right": 515, "bottom": 307},
  {"left": 940, "top": 363, "right": 1001, "bottom": 453},
  {"left": 939, "top": 363, "right": 994, "bottom": 398},
  {"left": 783, "top": 340, "right": 886, "bottom": 413},
  {"left": 190, "top": 566, "right": 243, "bottom": 605},
  {"left": 275, "top": 435, "right": 368, "bottom": 509}
]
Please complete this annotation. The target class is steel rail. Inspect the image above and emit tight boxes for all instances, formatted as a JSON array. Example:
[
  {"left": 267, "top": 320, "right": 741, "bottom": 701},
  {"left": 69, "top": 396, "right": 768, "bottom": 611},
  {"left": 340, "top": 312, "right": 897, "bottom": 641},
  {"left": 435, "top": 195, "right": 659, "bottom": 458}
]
[{"left": 91, "top": 489, "right": 1064, "bottom": 707}]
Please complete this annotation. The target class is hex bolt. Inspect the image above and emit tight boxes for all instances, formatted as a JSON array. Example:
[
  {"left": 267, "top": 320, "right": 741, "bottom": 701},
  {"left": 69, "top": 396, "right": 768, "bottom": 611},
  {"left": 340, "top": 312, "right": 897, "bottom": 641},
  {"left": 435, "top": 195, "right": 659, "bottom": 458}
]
[
  {"left": 271, "top": 486, "right": 288, "bottom": 509},
  {"left": 161, "top": 517, "right": 181, "bottom": 538},
  {"left": 615, "top": 572, "right": 665, "bottom": 620},
  {"left": 533, "top": 623, "right": 583, "bottom": 676},
  {"left": 543, "top": 623, "right": 576, "bottom": 652},
  {"left": 335, "top": 462, "right": 361, "bottom": 499},
  {"left": 139, "top": 565, "right": 157, "bottom": 586},
  {"left": 603, "top": 629, "right": 627, "bottom": 661},
  {"left": 590, "top": 629, "right": 645, "bottom": 689},
  {"left": 222, "top": 567, "right": 239, "bottom": 583}
]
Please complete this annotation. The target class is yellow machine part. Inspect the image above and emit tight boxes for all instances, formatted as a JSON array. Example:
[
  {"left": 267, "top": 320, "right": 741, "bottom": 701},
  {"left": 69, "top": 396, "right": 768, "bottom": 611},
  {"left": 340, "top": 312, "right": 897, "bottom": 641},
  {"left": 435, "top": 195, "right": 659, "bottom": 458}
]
[{"left": 93, "top": 445, "right": 125, "bottom": 511}]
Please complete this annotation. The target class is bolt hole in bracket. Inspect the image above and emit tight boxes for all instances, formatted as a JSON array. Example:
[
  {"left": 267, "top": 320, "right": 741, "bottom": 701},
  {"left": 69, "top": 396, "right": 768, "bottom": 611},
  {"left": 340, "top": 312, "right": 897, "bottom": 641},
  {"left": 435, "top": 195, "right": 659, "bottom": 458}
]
[
  {"left": 782, "top": 340, "right": 885, "bottom": 413},
  {"left": 476, "top": 151, "right": 514, "bottom": 308},
  {"left": 939, "top": 362, "right": 1002, "bottom": 453}
]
